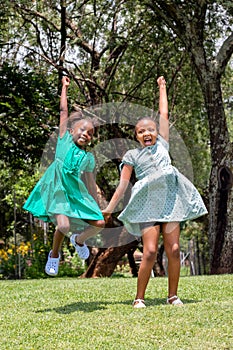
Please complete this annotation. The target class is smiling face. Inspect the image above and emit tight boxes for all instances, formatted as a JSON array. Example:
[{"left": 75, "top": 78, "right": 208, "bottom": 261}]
[
  {"left": 70, "top": 119, "right": 94, "bottom": 148},
  {"left": 135, "top": 118, "right": 158, "bottom": 147}
]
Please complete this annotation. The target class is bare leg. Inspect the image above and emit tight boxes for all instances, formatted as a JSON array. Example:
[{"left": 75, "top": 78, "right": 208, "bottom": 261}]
[
  {"left": 51, "top": 214, "right": 70, "bottom": 258},
  {"left": 135, "top": 225, "right": 160, "bottom": 300},
  {"left": 74, "top": 219, "right": 105, "bottom": 245},
  {"left": 162, "top": 222, "right": 180, "bottom": 299}
]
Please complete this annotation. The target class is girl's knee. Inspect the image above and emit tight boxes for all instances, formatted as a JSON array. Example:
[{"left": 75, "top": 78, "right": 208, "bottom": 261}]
[
  {"left": 57, "top": 223, "right": 70, "bottom": 235},
  {"left": 167, "top": 243, "right": 180, "bottom": 259},
  {"left": 143, "top": 247, "right": 157, "bottom": 262},
  {"left": 98, "top": 219, "right": 105, "bottom": 228},
  {"left": 92, "top": 219, "right": 105, "bottom": 228},
  {"left": 56, "top": 215, "right": 70, "bottom": 235}
]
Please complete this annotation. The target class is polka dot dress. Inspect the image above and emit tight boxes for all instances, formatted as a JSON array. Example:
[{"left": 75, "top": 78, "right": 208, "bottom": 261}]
[{"left": 118, "top": 135, "right": 207, "bottom": 236}]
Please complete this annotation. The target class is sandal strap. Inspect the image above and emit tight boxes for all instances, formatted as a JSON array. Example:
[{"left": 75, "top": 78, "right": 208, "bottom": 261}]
[
  {"left": 133, "top": 298, "right": 145, "bottom": 305},
  {"left": 167, "top": 295, "right": 183, "bottom": 305}
]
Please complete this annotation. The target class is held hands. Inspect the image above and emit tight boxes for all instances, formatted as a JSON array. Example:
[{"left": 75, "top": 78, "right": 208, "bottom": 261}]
[
  {"left": 102, "top": 210, "right": 112, "bottom": 224},
  {"left": 157, "top": 76, "right": 166, "bottom": 87},
  {"left": 62, "top": 75, "right": 70, "bottom": 87}
]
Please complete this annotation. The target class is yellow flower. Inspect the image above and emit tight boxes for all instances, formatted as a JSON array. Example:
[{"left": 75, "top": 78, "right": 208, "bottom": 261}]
[
  {"left": 3, "top": 254, "right": 8, "bottom": 261},
  {"left": 0, "top": 250, "right": 9, "bottom": 261}
]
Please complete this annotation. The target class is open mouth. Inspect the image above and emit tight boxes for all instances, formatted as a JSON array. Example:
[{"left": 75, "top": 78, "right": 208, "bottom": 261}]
[{"left": 144, "top": 138, "right": 152, "bottom": 145}]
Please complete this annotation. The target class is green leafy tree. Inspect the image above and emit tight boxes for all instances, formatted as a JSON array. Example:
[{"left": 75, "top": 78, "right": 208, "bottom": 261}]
[
  {"left": 0, "top": 63, "right": 58, "bottom": 170},
  {"left": 0, "top": 64, "right": 58, "bottom": 246},
  {"left": 0, "top": 0, "right": 216, "bottom": 276}
]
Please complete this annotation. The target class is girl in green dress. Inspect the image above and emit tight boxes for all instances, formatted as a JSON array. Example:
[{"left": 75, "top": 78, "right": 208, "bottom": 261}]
[{"left": 23, "top": 76, "right": 105, "bottom": 276}]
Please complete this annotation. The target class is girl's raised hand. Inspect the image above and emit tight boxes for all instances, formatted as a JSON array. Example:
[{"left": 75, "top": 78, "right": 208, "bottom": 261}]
[
  {"left": 157, "top": 76, "right": 166, "bottom": 87},
  {"left": 62, "top": 75, "right": 70, "bottom": 86}
]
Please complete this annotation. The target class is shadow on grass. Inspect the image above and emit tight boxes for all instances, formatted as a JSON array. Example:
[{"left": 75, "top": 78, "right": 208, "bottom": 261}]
[{"left": 35, "top": 298, "right": 199, "bottom": 314}]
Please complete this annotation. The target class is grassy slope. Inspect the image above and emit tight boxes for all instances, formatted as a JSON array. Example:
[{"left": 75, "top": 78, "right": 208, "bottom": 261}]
[{"left": 0, "top": 274, "right": 232, "bottom": 350}]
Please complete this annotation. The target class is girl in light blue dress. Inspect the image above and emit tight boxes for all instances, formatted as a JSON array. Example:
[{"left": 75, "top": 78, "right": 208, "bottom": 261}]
[{"left": 103, "top": 76, "right": 207, "bottom": 307}]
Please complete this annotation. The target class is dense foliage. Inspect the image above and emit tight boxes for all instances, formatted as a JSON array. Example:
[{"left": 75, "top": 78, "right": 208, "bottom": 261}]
[{"left": 0, "top": 0, "right": 232, "bottom": 277}]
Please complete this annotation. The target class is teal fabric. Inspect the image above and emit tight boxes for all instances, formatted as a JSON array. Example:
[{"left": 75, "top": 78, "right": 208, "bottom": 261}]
[{"left": 23, "top": 131, "right": 103, "bottom": 231}]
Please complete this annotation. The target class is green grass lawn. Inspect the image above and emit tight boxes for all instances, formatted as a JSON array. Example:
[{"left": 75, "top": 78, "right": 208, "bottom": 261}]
[{"left": 0, "top": 274, "right": 232, "bottom": 350}]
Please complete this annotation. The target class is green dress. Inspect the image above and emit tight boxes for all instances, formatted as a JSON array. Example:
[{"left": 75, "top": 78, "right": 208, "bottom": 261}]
[{"left": 23, "top": 131, "right": 103, "bottom": 231}]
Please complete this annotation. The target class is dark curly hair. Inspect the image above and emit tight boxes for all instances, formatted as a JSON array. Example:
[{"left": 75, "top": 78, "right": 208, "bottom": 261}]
[{"left": 134, "top": 116, "right": 159, "bottom": 141}]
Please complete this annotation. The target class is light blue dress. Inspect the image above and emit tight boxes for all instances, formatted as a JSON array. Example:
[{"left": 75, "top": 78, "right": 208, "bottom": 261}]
[
  {"left": 23, "top": 131, "right": 103, "bottom": 231},
  {"left": 118, "top": 135, "right": 208, "bottom": 236}
]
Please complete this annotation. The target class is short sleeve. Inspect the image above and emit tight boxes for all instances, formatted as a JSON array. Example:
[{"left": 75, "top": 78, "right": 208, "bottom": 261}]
[
  {"left": 85, "top": 152, "right": 95, "bottom": 172},
  {"left": 119, "top": 150, "right": 134, "bottom": 171}
]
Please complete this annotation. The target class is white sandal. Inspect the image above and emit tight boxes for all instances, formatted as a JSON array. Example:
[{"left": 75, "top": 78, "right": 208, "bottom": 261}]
[
  {"left": 167, "top": 295, "right": 183, "bottom": 306},
  {"left": 133, "top": 299, "right": 146, "bottom": 308},
  {"left": 70, "top": 233, "right": 90, "bottom": 260},
  {"left": 45, "top": 250, "right": 60, "bottom": 276}
]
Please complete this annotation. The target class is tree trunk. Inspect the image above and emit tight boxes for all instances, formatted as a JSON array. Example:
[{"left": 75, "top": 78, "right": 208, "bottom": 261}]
[
  {"left": 200, "top": 77, "right": 233, "bottom": 274},
  {"left": 152, "top": 244, "right": 165, "bottom": 277},
  {"left": 184, "top": 11, "right": 233, "bottom": 274},
  {"left": 209, "top": 163, "right": 233, "bottom": 274},
  {"left": 82, "top": 239, "right": 139, "bottom": 278},
  {"left": 127, "top": 245, "right": 139, "bottom": 277}
]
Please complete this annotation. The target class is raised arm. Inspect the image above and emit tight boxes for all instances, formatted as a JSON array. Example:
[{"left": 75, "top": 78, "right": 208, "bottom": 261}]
[
  {"left": 102, "top": 164, "right": 133, "bottom": 219},
  {"left": 59, "top": 76, "right": 70, "bottom": 138},
  {"left": 157, "top": 76, "right": 169, "bottom": 142}
]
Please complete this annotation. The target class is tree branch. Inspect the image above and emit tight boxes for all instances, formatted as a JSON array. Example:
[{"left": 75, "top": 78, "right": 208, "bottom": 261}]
[
  {"left": 215, "top": 32, "right": 233, "bottom": 77},
  {"left": 14, "top": 2, "right": 101, "bottom": 69},
  {"left": 13, "top": 3, "right": 61, "bottom": 32},
  {"left": 146, "top": 1, "right": 184, "bottom": 38}
]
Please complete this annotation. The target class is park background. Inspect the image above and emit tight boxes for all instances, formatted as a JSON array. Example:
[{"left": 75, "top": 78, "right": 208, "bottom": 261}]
[
  {"left": 0, "top": 0, "right": 232, "bottom": 279},
  {"left": 0, "top": 1, "right": 232, "bottom": 349}
]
